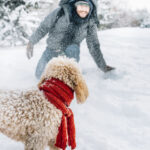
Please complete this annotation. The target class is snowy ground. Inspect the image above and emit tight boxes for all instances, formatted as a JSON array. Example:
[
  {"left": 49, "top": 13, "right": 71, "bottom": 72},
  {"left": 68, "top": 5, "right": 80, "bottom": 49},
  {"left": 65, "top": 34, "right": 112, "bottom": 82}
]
[{"left": 0, "top": 27, "right": 150, "bottom": 150}]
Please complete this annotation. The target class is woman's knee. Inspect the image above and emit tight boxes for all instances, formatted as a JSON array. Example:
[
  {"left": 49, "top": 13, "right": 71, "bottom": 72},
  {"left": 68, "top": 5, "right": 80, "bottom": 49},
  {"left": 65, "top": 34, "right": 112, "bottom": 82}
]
[{"left": 65, "top": 44, "right": 80, "bottom": 62}]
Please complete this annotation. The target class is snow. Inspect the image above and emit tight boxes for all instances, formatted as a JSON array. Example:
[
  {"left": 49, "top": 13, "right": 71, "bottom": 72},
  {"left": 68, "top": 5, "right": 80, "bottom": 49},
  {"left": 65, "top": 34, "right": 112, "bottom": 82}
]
[{"left": 0, "top": 27, "right": 150, "bottom": 150}]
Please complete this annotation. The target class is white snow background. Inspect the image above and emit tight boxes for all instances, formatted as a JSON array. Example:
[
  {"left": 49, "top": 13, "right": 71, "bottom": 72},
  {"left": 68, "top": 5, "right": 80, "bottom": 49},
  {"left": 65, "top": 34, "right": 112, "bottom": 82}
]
[{"left": 0, "top": 28, "right": 150, "bottom": 150}]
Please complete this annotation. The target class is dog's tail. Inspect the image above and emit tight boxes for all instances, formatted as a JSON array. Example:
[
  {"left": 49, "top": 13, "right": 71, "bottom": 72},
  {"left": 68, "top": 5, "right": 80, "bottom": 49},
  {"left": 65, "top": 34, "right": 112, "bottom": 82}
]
[
  {"left": 0, "top": 90, "right": 5, "bottom": 95},
  {"left": 0, "top": 90, "right": 8, "bottom": 94},
  {"left": 0, "top": 90, "right": 7, "bottom": 99}
]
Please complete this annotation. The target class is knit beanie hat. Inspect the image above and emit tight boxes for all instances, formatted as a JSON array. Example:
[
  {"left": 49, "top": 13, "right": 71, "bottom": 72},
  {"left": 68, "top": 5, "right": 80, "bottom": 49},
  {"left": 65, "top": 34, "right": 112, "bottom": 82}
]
[
  {"left": 70, "top": 0, "right": 93, "bottom": 12},
  {"left": 75, "top": 1, "right": 90, "bottom": 7}
]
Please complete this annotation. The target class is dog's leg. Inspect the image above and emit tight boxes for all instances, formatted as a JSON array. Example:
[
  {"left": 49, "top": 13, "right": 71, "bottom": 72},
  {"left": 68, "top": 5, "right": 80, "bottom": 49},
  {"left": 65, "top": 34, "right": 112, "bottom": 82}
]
[
  {"left": 25, "top": 135, "right": 48, "bottom": 150},
  {"left": 48, "top": 141, "right": 61, "bottom": 150},
  {"left": 49, "top": 145, "right": 61, "bottom": 150}
]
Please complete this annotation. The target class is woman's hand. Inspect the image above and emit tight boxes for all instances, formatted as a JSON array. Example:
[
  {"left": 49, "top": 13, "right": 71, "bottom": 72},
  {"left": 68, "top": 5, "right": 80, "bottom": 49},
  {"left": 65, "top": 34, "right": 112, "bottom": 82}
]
[{"left": 26, "top": 42, "right": 34, "bottom": 59}]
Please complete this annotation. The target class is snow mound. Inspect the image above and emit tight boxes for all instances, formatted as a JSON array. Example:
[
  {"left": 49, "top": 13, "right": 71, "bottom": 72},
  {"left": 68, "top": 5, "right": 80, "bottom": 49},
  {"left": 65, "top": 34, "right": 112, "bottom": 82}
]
[{"left": 0, "top": 28, "right": 150, "bottom": 150}]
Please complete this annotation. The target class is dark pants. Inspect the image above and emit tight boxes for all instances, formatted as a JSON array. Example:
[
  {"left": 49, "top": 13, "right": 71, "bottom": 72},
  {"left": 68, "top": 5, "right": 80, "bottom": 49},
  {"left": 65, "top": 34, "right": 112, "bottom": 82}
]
[{"left": 35, "top": 44, "right": 80, "bottom": 79}]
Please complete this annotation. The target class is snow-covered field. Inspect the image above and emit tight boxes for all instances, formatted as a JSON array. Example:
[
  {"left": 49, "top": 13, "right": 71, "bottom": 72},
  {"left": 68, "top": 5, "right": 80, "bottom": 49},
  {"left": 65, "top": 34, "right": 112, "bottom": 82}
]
[{"left": 0, "top": 27, "right": 150, "bottom": 150}]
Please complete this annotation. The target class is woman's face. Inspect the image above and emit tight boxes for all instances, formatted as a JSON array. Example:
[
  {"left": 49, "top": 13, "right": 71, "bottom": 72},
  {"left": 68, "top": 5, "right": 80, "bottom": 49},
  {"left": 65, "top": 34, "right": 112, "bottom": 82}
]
[{"left": 76, "top": 5, "right": 90, "bottom": 18}]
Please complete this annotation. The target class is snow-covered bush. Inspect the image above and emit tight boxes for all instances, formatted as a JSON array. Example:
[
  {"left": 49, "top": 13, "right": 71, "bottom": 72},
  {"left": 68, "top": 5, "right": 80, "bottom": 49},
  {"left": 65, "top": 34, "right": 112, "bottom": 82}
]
[
  {"left": 141, "top": 18, "right": 150, "bottom": 28},
  {"left": 139, "top": 10, "right": 150, "bottom": 28},
  {"left": 0, "top": 0, "right": 56, "bottom": 46},
  {"left": 98, "top": 0, "right": 116, "bottom": 29},
  {"left": 0, "top": 0, "right": 36, "bottom": 46},
  {"left": 98, "top": 0, "right": 150, "bottom": 29}
]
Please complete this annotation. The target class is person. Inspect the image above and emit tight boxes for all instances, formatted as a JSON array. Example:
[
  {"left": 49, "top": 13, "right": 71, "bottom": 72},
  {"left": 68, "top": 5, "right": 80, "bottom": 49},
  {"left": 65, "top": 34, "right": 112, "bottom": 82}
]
[{"left": 26, "top": 0, "right": 115, "bottom": 79}]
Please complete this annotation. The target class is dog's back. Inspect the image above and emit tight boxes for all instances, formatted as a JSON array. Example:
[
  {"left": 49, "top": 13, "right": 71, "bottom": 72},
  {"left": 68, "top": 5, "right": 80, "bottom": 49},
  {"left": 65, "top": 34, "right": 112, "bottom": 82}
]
[{"left": 0, "top": 88, "right": 62, "bottom": 142}]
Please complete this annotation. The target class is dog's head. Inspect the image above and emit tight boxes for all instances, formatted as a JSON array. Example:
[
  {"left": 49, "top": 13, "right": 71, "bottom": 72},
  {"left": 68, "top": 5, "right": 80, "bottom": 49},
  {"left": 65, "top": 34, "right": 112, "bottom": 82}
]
[{"left": 38, "top": 56, "right": 89, "bottom": 104}]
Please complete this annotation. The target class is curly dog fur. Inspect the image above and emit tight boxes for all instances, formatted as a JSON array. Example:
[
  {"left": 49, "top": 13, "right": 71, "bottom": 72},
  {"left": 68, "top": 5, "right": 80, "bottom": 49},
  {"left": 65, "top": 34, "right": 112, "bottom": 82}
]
[{"left": 0, "top": 56, "right": 89, "bottom": 150}]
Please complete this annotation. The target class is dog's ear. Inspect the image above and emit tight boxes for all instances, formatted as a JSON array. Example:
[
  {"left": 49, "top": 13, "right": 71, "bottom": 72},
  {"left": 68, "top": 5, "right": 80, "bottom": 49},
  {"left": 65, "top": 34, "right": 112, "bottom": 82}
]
[{"left": 74, "top": 74, "right": 89, "bottom": 104}]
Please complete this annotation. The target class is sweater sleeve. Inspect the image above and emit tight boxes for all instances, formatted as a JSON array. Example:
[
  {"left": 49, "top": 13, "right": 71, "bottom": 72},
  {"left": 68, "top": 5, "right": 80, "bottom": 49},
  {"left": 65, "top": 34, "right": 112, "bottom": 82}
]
[
  {"left": 86, "top": 23, "right": 107, "bottom": 72},
  {"left": 29, "top": 8, "right": 60, "bottom": 45}
]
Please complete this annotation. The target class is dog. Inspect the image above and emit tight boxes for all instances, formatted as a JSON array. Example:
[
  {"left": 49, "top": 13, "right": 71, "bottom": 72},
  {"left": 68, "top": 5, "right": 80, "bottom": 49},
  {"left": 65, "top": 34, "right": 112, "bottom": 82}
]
[{"left": 0, "top": 56, "right": 89, "bottom": 150}]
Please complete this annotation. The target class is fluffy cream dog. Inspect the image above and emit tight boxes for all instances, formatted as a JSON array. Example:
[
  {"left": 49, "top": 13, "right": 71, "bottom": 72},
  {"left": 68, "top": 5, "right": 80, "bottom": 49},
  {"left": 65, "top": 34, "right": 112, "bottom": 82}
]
[{"left": 0, "top": 57, "right": 89, "bottom": 150}]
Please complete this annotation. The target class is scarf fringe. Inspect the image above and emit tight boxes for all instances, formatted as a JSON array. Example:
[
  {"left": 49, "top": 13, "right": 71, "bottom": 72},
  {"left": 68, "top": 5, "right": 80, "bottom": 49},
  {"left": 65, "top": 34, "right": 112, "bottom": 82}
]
[{"left": 67, "top": 109, "right": 76, "bottom": 149}]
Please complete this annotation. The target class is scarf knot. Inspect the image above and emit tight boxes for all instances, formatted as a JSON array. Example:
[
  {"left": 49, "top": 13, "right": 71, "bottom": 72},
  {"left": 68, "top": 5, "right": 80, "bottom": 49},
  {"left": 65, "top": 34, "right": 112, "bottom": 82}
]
[{"left": 39, "top": 78, "right": 76, "bottom": 150}]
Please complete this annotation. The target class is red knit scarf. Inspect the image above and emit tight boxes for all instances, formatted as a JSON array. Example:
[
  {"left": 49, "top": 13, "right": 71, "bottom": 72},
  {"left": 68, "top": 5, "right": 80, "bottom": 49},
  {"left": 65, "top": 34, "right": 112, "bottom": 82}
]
[{"left": 39, "top": 78, "right": 76, "bottom": 150}]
